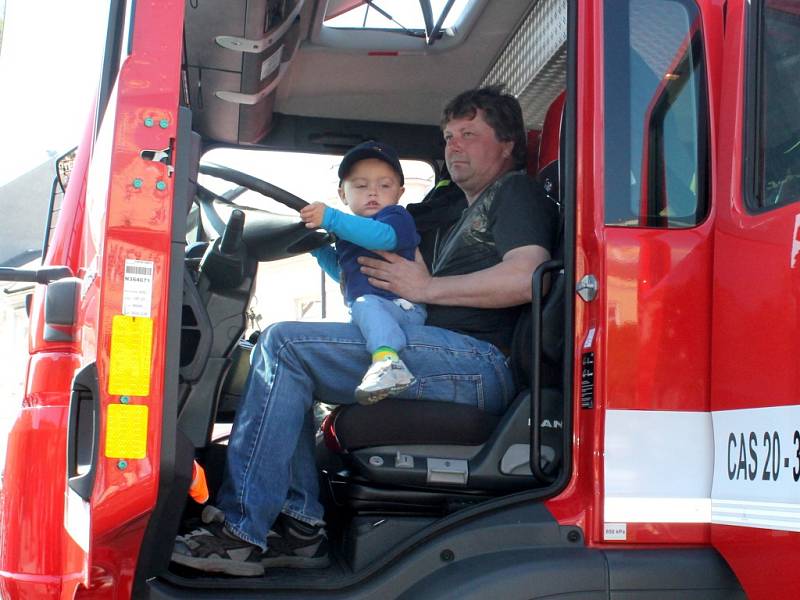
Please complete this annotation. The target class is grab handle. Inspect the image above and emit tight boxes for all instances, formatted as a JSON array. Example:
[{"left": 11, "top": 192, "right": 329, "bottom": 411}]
[
  {"left": 67, "top": 363, "right": 100, "bottom": 501},
  {"left": 530, "top": 260, "right": 563, "bottom": 482}
]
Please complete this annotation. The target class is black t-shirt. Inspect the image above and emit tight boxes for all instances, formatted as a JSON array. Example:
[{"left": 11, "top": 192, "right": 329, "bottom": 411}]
[
  {"left": 425, "top": 171, "right": 559, "bottom": 351},
  {"left": 407, "top": 178, "right": 468, "bottom": 271}
]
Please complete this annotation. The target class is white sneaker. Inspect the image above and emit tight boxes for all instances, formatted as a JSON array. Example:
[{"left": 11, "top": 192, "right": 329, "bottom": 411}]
[{"left": 355, "top": 357, "right": 415, "bottom": 405}]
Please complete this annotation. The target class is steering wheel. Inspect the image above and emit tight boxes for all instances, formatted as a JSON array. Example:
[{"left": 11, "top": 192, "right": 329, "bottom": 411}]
[{"left": 196, "top": 163, "right": 331, "bottom": 261}]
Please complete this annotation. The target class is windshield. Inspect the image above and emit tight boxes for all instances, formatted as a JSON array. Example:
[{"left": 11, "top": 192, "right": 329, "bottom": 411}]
[
  {"left": 199, "top": 148, "right": 435, "bottom": 217},
  {"left": 196, "top": 148, "right": 435, "bottom": 327}
]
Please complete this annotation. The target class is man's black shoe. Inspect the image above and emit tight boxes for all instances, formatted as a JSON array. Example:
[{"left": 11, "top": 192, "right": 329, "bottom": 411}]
[
  {"left": 171, "top": 505, "right": 265, "bottom": 576},
  {"left": 261, "top": 514, "right": 331, "bottom": 569}
]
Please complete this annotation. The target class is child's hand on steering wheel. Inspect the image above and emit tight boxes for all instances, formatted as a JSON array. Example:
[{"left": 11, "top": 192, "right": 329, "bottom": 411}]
[{"left": 300, "top": 202, "right": 327, "bottom": 229}]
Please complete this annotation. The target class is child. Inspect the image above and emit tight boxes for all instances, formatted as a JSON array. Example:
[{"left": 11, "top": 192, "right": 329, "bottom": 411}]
[{"left": 300, "top": 141, "right": 425, "bottom": 405}]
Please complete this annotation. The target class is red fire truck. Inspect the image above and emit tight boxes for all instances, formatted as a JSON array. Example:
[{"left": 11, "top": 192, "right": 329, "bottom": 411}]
[{"left": 1, "top": 0, "right": 798, "bottom": 598}]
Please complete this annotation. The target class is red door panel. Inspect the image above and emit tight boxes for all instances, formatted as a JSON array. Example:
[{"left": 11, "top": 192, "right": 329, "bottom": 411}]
[
  {"left": 709, "top": 1, "right": 800, "bottom": 597},
  {"left": 60, "top": 1, "right": 186, "bottom": 596}
]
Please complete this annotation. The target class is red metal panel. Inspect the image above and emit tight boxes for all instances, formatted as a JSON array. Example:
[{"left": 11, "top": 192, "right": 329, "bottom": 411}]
[
  {"left": 0, "top": 89, "right": 97, "bottom": 600},
  {"left": 545, "top": 0, "right": 603, "bottom": 544},
  {"left": 0, "top": 354, "right": 82, "bottom": 599},
  {"left": 713, "top": 525, "right": 799, "bottom": 596},
  {"left": 45, "top": 105, "right": 97, "bottom": 278},
  {"left": 71, "top": 1, "right": 186, "bottom": 596},
  {"left": 549, "top": 0, "right": 726, "bottom": 557},
  {"left": 604, "top": 225, "right": 714, "bottom": 412},
  {"left": 603, "top": 0, "right": 722, "bottom": 414},
  {"left": 709, "top": 1, "right": 800, "bottom": 597}
]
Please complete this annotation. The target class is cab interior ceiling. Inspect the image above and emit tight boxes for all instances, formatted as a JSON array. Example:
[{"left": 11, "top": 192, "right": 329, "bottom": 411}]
[{"left": 182, "top": 0, "right": 568, "bottom": 157}]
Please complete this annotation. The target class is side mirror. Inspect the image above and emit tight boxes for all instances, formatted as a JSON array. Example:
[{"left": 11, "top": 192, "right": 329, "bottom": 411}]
[
  {"left": 42, "top": 148, "right": 78, "bottom": 260},
  {"left": 44, "top": 277, "right": 81, "bottom": 342},
  {"left": 56, "top": 147, "right": 78, "bottom": 192}
]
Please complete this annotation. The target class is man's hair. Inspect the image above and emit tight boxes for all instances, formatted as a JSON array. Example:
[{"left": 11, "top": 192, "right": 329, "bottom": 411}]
[{"left": 441, "top": 85, "right": 527, "bottom": 170}]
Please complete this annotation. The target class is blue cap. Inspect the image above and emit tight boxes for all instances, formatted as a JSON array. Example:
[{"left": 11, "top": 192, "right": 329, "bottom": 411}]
[{"left": 338, "top": 140, "right": 404, "bottom": 186}]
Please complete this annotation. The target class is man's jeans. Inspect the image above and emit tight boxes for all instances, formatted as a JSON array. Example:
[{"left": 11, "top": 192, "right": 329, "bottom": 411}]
[
  {"left": 217, "top": 320, "right": 515, "bottom": 550},
  {"left": 350, "top": 294, "right": 427, "bottom": 353}
]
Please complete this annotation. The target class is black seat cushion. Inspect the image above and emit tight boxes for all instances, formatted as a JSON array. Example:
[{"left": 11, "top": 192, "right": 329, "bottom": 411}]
[{"left": 333, "top": 399, "right": 502, "bottom": 450}]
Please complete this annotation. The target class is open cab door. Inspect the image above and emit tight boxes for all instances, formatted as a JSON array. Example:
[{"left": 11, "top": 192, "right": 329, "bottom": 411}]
[
  {"left": 710, "top": 1, "right": 800, "bottom": 597},
  {"left": 62, "top": 1, "right": 187, "bottom": 596}
]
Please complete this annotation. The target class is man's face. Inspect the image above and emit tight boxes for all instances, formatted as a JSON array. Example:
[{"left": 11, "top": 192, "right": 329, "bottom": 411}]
[
  {"left": 443, "top": 110, "right": 515, "bottom": 201},
  {"left": 339, "top": 158, "right": 405, "bottom": 217}
]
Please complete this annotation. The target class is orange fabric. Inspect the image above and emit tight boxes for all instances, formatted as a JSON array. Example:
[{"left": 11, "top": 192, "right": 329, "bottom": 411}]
[{"left": 189, "top": 460, "right": 210, "bottom": 504}]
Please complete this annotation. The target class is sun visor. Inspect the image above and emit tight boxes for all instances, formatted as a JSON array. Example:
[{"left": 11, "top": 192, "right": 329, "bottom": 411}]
[{"left": 184, "top": 0, "right": 305, "bottom": 144}]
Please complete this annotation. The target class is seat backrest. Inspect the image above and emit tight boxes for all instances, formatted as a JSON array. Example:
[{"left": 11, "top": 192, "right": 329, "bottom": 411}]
[{"left": 537, "top": 91, "right": 566, "bottom": 210}]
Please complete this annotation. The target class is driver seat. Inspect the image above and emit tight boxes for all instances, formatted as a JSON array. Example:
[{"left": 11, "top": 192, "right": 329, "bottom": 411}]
[
  {"left": 321, "top": 93, "right": 567, "bottom": 512},
  {"left": 320, "top": 266, "right": 565, "bottom": 512}
]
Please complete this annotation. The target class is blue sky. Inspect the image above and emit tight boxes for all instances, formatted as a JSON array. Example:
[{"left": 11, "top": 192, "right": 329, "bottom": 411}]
[{"left": 0, "top": 0, "right": 107, "bottom": 186}]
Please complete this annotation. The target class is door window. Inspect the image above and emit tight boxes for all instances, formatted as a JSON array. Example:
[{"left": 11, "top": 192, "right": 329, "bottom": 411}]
[
  {"left": 603, "top": 0, "right": 709, "bottom": 227},
  {"left": 746, "top": 1, "right": 800, "bottom": 211}
]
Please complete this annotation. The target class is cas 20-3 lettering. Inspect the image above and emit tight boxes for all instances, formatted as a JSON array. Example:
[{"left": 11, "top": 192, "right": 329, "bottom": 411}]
[{"left": 727, "top": 430, "right": 800, "bottom": 482}]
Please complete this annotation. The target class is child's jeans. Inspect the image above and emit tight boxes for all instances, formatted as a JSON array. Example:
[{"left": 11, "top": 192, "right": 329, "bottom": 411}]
[{"left": 349, "top": 294, "right": 426, "bottom": 354}]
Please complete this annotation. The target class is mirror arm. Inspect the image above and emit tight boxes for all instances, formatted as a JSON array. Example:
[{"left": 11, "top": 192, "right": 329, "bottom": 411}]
[{"left": 0, "top": 266, "right": 74, "bottom": 284}]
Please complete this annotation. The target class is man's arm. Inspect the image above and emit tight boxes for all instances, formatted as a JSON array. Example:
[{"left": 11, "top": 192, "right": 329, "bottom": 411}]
[{"left": 358, "top": 244, "right": 551, "bottom": 308}]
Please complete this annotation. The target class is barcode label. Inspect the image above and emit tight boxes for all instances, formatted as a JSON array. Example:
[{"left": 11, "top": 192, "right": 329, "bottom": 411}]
[
  {"left": 125, "top": 264, "right": 153, "bottom": 277},
  {"left": 123, "top": 259, "right": 154, "bottom": 317}
]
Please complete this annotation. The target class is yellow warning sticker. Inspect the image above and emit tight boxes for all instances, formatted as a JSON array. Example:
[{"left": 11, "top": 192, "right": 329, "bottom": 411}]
[
  {"left": 105, "top": 403, "right": 149, "bottom": 459},
  {"left": 108, "top": 315, "right": 153, "bottom": 397}
]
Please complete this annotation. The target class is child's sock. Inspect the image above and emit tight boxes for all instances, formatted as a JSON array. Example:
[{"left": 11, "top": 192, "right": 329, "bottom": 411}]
[{"left": 372, "top": 346, "right": 399, "bottom": 363}]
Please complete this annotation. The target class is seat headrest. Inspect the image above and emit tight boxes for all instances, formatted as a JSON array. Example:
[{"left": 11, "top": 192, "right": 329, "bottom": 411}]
[{"left": 538, "top": 91, "right": 566, "bottom": 173}]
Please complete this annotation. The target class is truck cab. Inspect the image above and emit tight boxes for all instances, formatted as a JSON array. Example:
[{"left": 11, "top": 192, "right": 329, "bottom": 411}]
[{"left": 1, "top": 1, "right": 798, "bottom": 598}]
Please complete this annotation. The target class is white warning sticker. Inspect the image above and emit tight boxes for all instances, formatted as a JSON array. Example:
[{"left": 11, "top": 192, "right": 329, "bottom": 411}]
[
  {"left": 583, "top": 326, "right": 596, "bottom": 349},
  {"left": 604, "top": 522, "right": 627, "bottom": 541},
  {"left": 260, "top": 45, "right": 283, "bottom": 81},
  {"left": 122, "top": 259, "right": 154, "bottom": 317}
]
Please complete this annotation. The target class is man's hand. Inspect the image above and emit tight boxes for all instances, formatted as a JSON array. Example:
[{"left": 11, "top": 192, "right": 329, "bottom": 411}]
[
  {"left": 358, "top": 249, "right": 432, "bottom": 303},
  {"left": 300, "top": 202, "right": 327, "bottom": 229},
  {"left": 361, "top": 244, "right": 550, "bottom": 308}
]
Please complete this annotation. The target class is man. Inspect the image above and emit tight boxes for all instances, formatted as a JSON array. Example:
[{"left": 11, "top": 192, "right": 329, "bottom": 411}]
[{"left": 171, "top": 85, "right": 559, "bottom": 576}]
